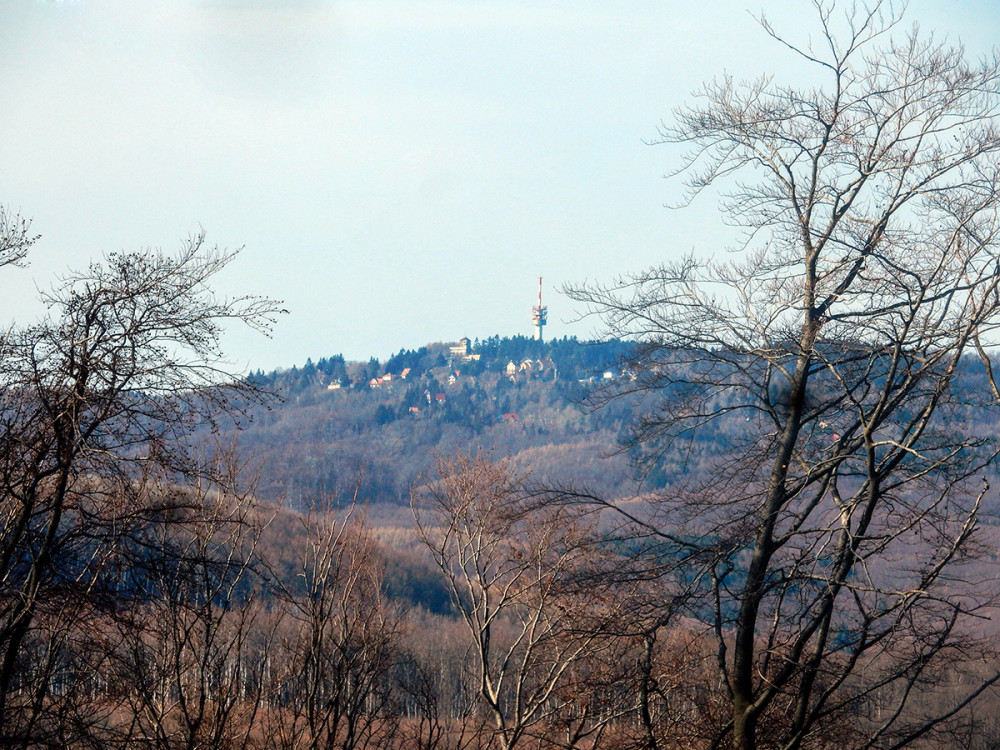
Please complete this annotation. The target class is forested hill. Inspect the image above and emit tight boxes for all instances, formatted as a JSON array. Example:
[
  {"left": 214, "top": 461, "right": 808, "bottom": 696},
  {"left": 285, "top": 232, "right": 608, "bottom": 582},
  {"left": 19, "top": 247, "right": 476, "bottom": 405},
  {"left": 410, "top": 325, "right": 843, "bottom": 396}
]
[
  {"left": 231, "top": 335, "right": 641, "bottom": 507},
  {"left": 222, "top": 336, "right": 1000, "bottom": 509}
]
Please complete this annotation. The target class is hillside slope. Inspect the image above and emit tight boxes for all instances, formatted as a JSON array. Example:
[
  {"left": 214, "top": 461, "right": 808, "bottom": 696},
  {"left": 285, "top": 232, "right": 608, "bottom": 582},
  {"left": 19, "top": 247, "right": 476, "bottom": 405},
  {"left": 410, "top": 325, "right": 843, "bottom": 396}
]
[{"left": 227, "top": 336, "right": 638, "bottom": 507}]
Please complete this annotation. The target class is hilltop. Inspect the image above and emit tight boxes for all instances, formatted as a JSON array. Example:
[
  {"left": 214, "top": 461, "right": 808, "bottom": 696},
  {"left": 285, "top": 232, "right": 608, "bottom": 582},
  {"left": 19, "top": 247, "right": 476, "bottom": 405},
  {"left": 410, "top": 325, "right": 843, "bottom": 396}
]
[{"left": 229, "top": 335, "right": 642, "bottom": 507}]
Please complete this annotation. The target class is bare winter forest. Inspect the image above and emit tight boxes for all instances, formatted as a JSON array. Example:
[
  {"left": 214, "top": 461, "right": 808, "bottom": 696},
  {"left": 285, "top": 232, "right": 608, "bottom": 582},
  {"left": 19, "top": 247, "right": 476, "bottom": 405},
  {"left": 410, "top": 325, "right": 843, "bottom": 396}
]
[{"left": 9, "top": 2, "right": 1000, "bottom": 748}]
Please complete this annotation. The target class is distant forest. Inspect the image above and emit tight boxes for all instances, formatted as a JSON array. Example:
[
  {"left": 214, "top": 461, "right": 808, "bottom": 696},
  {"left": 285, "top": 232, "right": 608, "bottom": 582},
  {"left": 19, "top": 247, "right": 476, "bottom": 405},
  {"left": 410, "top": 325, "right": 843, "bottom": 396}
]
[
  {"left": 230, "top": 335, "right": 642, "bottom": 506},
  {"left": 221, "top": 334, "right": 1000, "bottom": 515}
]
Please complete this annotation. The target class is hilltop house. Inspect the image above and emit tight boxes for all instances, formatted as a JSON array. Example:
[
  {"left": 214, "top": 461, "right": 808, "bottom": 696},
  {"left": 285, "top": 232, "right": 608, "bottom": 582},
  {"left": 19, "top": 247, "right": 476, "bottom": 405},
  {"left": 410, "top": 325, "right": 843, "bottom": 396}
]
[{"left": 449, "top": 337, "right": 481, "bottom": 362}]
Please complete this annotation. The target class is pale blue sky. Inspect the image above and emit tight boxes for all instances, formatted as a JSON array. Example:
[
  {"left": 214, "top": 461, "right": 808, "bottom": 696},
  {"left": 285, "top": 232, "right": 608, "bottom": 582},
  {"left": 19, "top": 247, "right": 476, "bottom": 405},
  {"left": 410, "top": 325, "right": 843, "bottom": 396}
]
[{"left": 1, "top": 0, "right": 998, "bottom": 371}]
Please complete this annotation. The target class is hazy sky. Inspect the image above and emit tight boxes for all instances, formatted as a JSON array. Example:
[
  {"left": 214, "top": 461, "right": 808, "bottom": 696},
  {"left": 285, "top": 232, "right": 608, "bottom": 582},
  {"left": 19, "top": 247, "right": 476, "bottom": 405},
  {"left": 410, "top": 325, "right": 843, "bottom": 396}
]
[{"left": 2, "top": 0, "right": 998, "bottom": 371}]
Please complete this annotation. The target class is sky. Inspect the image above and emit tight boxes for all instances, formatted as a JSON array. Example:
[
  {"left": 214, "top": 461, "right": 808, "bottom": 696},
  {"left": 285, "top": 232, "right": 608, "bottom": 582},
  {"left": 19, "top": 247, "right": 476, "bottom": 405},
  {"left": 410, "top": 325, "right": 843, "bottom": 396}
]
[{"left": 2, "top": 0, "right": 999, "bottom": 372}]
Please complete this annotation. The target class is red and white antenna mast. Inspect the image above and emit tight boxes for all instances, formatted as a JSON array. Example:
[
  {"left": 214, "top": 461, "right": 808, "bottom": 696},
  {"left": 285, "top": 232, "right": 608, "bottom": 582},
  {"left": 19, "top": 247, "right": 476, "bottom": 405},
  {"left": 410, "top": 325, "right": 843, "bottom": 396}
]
[{"left": 531, "top": 276, "right": 548, "bottom": 341}]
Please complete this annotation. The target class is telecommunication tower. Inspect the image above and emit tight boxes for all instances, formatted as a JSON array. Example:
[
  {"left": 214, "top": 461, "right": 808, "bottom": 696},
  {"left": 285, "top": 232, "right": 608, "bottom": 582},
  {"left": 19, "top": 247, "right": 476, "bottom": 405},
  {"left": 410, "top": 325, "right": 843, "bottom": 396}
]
[{"left": 531, "top": 276, "right": 548, "bottom": 341}]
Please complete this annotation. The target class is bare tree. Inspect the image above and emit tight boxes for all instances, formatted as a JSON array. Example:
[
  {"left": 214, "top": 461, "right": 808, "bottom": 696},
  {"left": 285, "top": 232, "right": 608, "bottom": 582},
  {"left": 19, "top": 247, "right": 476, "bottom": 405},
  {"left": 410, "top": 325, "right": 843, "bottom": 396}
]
[
  {"left": 261, "top": 499, "right": 403, "bottom": 750},
  {"left": 0, "top": 205, "right": 36, "bottom": 270},
  {"left": 110, "top": 464, "right": 274, "bottom": 750},
  {"left": 395, "top": 629, "right": 492, "bottom": 750},
  {"left": 0, "top": 234, "right": 282, "bottom": 746},
  {"left": 414, "top": 452, "right": 632, "bottom": 750},
  {"left": 568, "top": 3, "right": 1000, "bottom": 749}
]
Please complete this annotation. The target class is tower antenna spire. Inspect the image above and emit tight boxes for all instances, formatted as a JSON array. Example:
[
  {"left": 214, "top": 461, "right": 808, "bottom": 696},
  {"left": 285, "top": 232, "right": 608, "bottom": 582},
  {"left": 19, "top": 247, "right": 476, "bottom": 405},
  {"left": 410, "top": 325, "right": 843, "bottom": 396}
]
[{"left": 531, "top": 276, "right": 548, "bottom": 341}]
